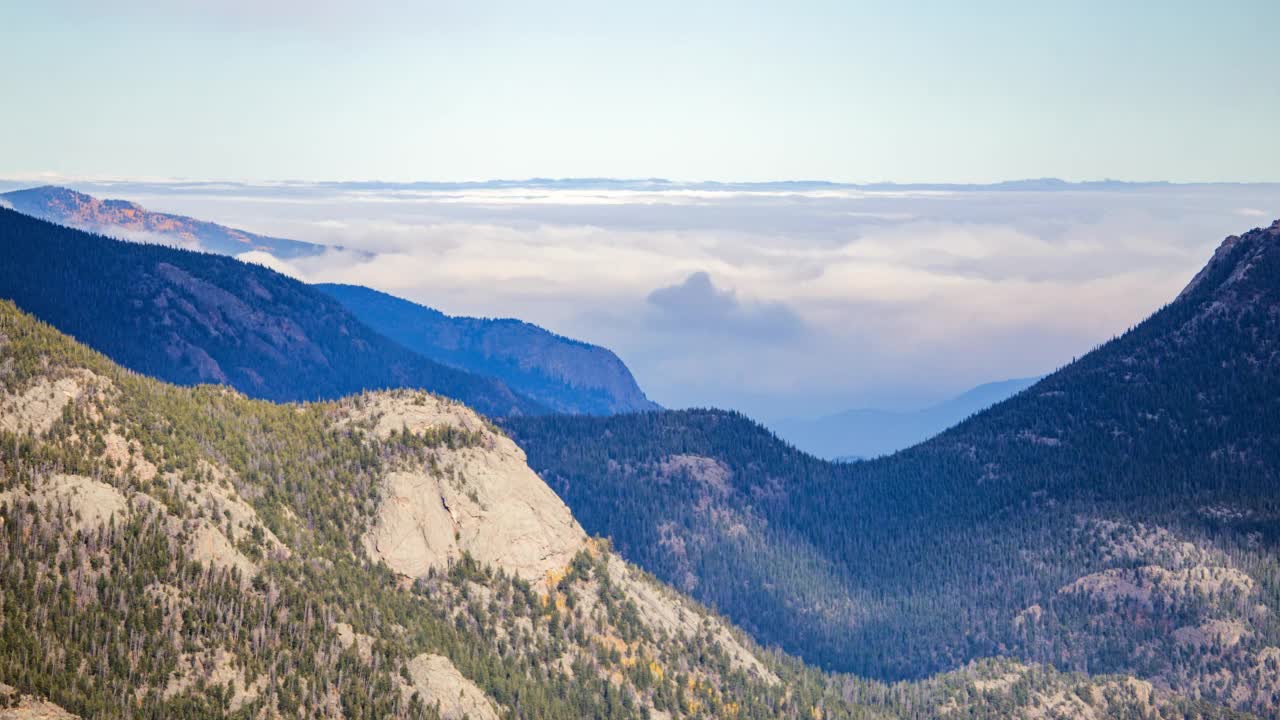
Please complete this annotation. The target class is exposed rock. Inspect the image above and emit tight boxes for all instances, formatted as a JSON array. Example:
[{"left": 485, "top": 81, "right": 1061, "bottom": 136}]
[
  {"left": 657, "top": 454, "right": 732, "bottom": 495},
  {"left": 340, "top": 391, "right": 490, "bottom": 440},
  {"left": 0, "top": 372, "right": 95, "bottom": 436},
  {"left": 941, "top": 663, "right": 1164, "bottom": 720},
  {"left": 399, "top": 654, "right": 499, "bottom": 720},
  {"left": 167, "top": 462, "right": 287, "bottom": 560},
  {"left": 1059, "top": 564, "right": 1253, "bottom": 606},
  {"left": 163, "top": 649, "right": 263, "bottom": 712},
  {"left": 1173, "top": 619, "right": 1250, "bottom": 649},
  {"left": 333, "top": 622, "right": 375, "bottom": 663},
  {"left": 1087, "top": 519, "right": 1209, "bottom": 567},
  {"left": 0, "top": 473, "right": 129, "bottom": 534},
  {"left": 0, "top": 683, "right": 78, "bottom": 720},
  {"left": 186, "top": 519, "right": 259, "bottom": 580},
  {"left": 355, "top": 392, "right": 586, "bottom": 583},
  {"left": 101, "top": 430, "right": 158, "bottom": 482}
]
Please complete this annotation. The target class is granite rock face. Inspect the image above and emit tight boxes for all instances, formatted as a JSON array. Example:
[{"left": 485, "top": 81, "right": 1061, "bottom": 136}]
[{"left": 351, "top": 391, "right": 587, "bottom": 583}]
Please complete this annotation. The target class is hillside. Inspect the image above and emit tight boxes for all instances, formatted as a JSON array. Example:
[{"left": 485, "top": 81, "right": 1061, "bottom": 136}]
[
  {"left": 0, "top": 186, "right": 326, "bottom": 258},
  {"left": 770, "top": 377, "right": 1041, "bottom": 459},
  {"left": 0, "top": 208, "right": 542, "bottom": 416},
  {"left": 503, "top": 219, "right": 1280, "bottom": 715},
  {"left": 0, "top": 300, "right": 1226, "bottom": 720},
  {"left": 317, "top": 283, "right": 659, "bottom": 415}
]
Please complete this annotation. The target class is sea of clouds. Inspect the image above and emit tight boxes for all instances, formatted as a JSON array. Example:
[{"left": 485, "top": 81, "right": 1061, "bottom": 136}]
[{"left": 19, "top": 178, "right": 1280, "bottom": 420}]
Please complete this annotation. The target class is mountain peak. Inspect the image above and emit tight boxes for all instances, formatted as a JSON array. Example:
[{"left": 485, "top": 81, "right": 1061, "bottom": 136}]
[
  {"left": 9, "top": 184, "right": 95, "bottom": 206},
  {"left": 0, "top": 185, "right": 326, "bottom": 259},
  {"left": 1176, "top": 218, "right": 1280, "bottom": 302}
]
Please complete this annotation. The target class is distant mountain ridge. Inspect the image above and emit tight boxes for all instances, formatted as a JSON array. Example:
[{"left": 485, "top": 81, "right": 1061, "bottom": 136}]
[
  {"left": 771, "top": 376, "right": 1042, "bottom": 459},
  {"left": 0, "top": 207, "right": 543, "bottom": 415},
  {"left": 317, "top": 283, "right": 659, "bottom": 415},
  {"left": 2, "top": 186, "right": 660, "bottom": 416},
  {"left": 0, "top": 185, "right": 327, "bottom": 258}
]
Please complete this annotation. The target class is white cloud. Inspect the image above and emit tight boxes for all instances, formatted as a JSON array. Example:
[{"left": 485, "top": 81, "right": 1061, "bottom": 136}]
[
  {"left": 235, "top": 250, "right": 303, "bottom": 278},
  {"left": 49, "top": 179, "right": 1280, "bottom": 419}
]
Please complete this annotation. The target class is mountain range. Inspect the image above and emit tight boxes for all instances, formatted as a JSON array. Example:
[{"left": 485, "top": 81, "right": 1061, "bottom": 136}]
[
  {"left": 504, "top": 218, "right": 1280, "bottom": 715},
  {"left": 770, "top": 376, "right": 1042, "bottom": 459},
  {"left": 0, "top": 298, "right": 1216, "bottom": 719},
  {"left": 0, "top": 186, "right": 659, "bottom": 417},
  {"left": 0, "top": 185, "right": 327, "bottom": 259},
  {"left": 0, "top": 207, "right": 543, "bottom": 415},
  {"left": 3, "top": 182, "right": 1279, "bottom": 717}
]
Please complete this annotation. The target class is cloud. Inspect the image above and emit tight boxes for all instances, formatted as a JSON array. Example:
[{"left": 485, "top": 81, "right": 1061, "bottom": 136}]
[
  {"left": 99, "top": 227, "right": 206, "bottom": 253},
  {"left": 45, "top": 178, "right": 1280, "bottom": 419},
  {"left": 235, "top": 250, "right": 303, "bottom": 278},
  {"left": 647, "top": 272, "right": 806, "bottom": 340}
]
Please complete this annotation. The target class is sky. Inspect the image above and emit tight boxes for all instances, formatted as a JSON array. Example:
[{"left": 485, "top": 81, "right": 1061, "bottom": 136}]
[
  {"left": 3, "top": 2, "right": 1280, "bottom": 419},
  {"left": 3, "top": 1, "right": 1279, "bottom": 182}
]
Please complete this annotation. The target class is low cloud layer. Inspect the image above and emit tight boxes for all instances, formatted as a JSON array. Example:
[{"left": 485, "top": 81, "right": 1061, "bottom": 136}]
[{"left": 42, "top": 179, "right": 1280, "bottom": 420}]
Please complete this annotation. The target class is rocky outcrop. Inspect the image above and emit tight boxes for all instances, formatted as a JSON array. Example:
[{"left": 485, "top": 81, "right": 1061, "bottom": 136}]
[
  {"left": 351, "top": 391, "right": 586, "bottom": 583},
  {"left": 0, "top": 473, "right": 129, "bottom": 534},
  {"left": 0, "top": 372, "right": 98, "bottom": 436},
  {"left": 399, "top": 654, "right": 499, "bottom": 720},
  {"left": 0, "top": 683, "right": 78, "bottom": 719}
]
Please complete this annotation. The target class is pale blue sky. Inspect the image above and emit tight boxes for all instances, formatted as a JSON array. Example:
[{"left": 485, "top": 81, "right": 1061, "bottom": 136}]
[{"left": 4, "top": 1, "right": 1278, "bottom": 183}]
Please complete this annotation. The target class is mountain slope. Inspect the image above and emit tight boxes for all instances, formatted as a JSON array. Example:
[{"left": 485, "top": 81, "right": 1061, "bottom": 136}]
[
  {"left": 770, "top": 376, "right": 1041, "bottom": 459},
  {"left": 317, "top": 283, "right": 659, "bottom": 415},
  {"left": 0, "top": 207, "right": 542, "bottom": 415},
  {"left": 0, "top": 300, "right": 1215, "bottom": 720},
  {"left": 503, "top": 219, "right": 1280, "bottom": 715},
  {"left": 0, "top": 185, "right": 326, "bottom": 258}
]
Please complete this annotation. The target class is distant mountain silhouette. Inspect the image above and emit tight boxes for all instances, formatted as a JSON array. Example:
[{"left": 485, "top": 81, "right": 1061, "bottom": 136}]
[
  {"left": 1, "top": 185, "right": 327, "bottom": 258},
  {"left": 317, "top": 283, "right": 659, "bottom": 415},
  {"left": 0, "top": 207, "right": 543, "bottom": 415},
  {"left": 770, "top": 377, "right": 1041, "bottom": 459}
]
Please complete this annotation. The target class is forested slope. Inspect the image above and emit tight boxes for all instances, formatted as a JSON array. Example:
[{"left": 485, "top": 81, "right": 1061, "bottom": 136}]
[
  {"left": 0, "top": 208, "right": 542, "bottom": 416},
  {"left": 317, "top": 283, "right": 659, "bottom": 415},
  {"left": 0, "top": 300, "right": 1221, "bottom": 720},
  {"left": 504, "top": 220, "right": 1280, "bottom": 715}
]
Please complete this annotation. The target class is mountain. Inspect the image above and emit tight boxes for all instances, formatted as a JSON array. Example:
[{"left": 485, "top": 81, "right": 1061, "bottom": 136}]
[
  {"left": 503, "top": 219, "right": 1280, "bottom": 716},
  {"left": 0, "top": 185, "right": 326, "bottom": 258},
  {"left": 0, "top": 207, "right": 543, "bottom": 416},
  {"left": 0, "top": 300, "right": 1220, "bottom": 720},
  {"left": 771, "top": 377, "right": 1041, "bottom": 459},
  {"left": 1, "top": 187, "right": 658, "bottom": 417},
  {"left": 317, "top": 283, "right": 659, "bottom": 415}
]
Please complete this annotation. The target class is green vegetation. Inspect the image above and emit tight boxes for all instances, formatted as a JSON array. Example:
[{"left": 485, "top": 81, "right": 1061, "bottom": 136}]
[
  {"left": 0, "top": 301, "right": 869, "bottom": 719},
  {"left": 503, "top": 222, "right": 1280, "bottom": 714},
  {"left": 1, "top": 300, "right": 1240, "bottom": 719}
]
